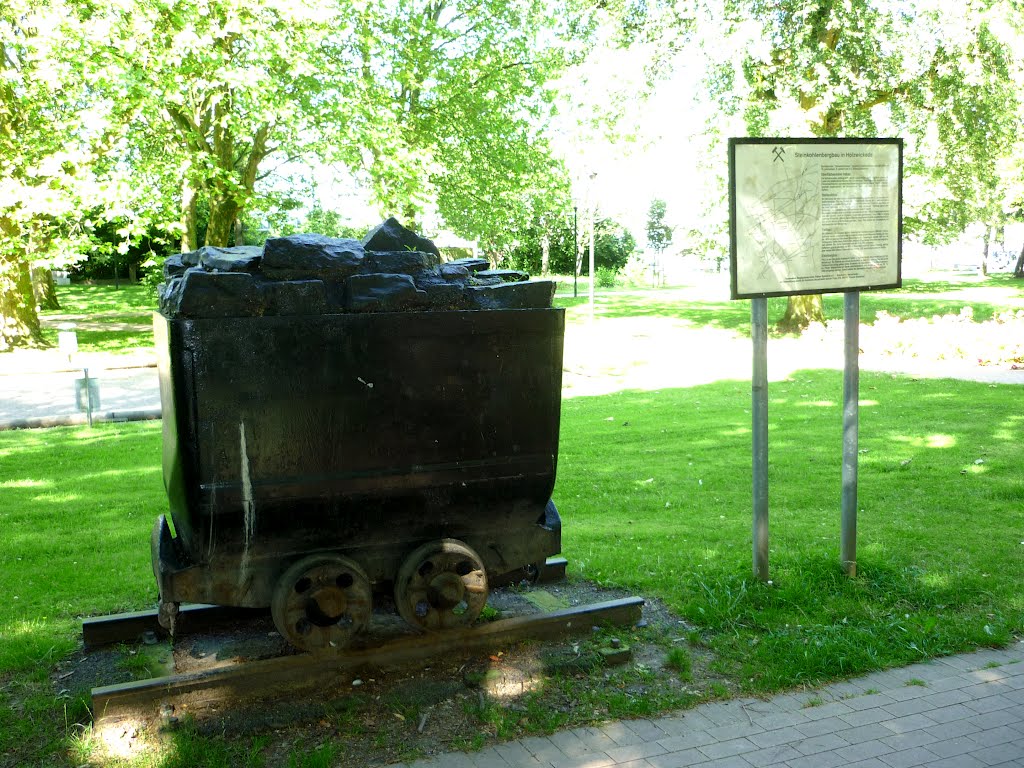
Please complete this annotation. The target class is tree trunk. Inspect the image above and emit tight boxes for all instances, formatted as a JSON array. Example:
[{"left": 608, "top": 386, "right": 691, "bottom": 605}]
[
  {"left": 1014, "top": 243, "right": 1024, "bottom": 278},
  {"left": 31, "top": 267, "right": 60, "bottom": 310},
  {"left": 1, "top": 254, "right": 44, "bottom": 351},
  {"left": 981, "top": 225, "right": 991, "bottom": 277},
  {"left": 205, "top": 196, "right": 239, "bottom": 247},
  {"left": 541, "top": 232, "right": 550, "bottom": 276},
  {"left": 181, "top": 180, "right": 198, "bottom": 252},
  {"left": 778, "top": 294, "right": 825, "bottom": 333}
]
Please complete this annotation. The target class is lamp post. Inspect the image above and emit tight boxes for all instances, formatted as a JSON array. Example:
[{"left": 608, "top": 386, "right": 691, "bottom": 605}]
[
  {"left": 573, "top": 205, "right": 578, "bottom": 298},
  {"left": 588, "top": 171, "right": 597, "bottom": 319}
]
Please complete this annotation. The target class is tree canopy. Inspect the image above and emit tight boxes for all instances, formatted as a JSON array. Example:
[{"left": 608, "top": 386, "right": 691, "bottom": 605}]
[
  {"left": 0, "top": 0, "right": 138, "bottom": 349},
  {"left": 698, "top": 0, "right": 1024, "bottom": 328},
  {"left": 0, "top": 0, "right": 592, "bottom": 348},
  {"left": 3, "top": 0, "right": 1024, "bottom": 349},
  {"left": 646, "top": 198, "right": 673, "bottom": 254}
]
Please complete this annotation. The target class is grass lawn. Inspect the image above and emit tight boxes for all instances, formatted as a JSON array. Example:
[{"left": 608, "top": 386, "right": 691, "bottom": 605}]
[
  {"left": 39, "top": 285, "right": 158, "bottom": 354},
  {"left": 1, "top": 273, "right": 1022, "bottom": 765},
  {"left": 0, "top": 421, "right": 165, "bottom": 766},
  {"left": 1, "top": 373, "right": 1021, "bottom": 765},
  {"left": 558, "top": 370, "right": 1023, "bottom": 689},
  {"left": 555, "top": 273, "right": 1024, "bottom": 332}
]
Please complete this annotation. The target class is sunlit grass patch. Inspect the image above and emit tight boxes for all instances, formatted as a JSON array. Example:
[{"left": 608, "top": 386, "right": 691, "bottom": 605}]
[
  {"left": 556, "top": 370, "right": 1023, "bottom": 692},
  {"left": 0, "top": 421, "right": 164, "bottom": 679},
  {"left": 44, "top": 284, "right": 157, "bottom": 315}
]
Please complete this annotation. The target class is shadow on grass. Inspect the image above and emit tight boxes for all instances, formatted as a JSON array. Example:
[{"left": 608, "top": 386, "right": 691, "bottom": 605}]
[
  {"left": 891, "top": 273, "right": 1024, "bottom": 296},
  {"left": 155, "top": 722, "right": 272, "bottom": 768}
]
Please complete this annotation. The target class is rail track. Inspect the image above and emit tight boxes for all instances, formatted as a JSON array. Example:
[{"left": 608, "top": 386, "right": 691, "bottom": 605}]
[{"left": 85, "top": 559, "right": 645, "bottom": 728}]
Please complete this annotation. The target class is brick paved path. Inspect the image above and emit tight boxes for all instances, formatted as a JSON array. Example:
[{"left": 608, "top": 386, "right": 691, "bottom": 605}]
[{"left": 390, "top": 641, "right": 1024, "bottom": 768}]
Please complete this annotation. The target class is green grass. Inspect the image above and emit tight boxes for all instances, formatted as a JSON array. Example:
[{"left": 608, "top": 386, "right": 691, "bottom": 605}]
[
  {"left": 39, "top": 323, "right": 157, "bottom": 354},
  {"left": 157, "top": 724, "right": 269, "bottom": 768},
  {"left": 665, "top": 646, "right": 693, "bottom": 681},
  {"left": 32, "top": 273, "right": 1024, "bottom": 354},
  {"left": 46, "top": 285, "right": 158, "bottom": 315},
  {"left": 554, "top": 274, "right": 1024, "bottom": 332},
  {"left": 0, "top": 422, "right": 164, "bottom": 765},
  {"left": 2, "top": 372, "right": 1021, "bottom": 764},
  {"left": 555, "top": 369, "right": 1023, "bottom": 691},
  {"left": 38, "top": 285, "right": 158, "bottom": 354}
]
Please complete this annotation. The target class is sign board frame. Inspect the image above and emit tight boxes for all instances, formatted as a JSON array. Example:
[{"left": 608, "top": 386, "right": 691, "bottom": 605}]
[{"left": 729, "top": 137, "right": 903, "bottom": 300}]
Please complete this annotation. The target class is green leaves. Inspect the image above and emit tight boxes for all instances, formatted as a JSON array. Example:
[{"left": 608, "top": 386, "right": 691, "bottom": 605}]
[
  {"left": 708, "top": 0, "right": 1023, "bottom": 245},
  {"left": 343, "top": 0, "right": 580, "bottom": 238}
]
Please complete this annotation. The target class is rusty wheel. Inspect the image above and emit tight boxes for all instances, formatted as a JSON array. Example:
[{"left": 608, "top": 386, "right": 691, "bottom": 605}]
[
  {"left": 271, "top": 554, "right": 371, "bottom": 653},
  {"left": 394, "top": 539, "right": 488, "bottom": 631}
]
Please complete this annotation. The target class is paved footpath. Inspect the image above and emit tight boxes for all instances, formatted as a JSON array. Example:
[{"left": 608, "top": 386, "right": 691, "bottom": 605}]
[
  {"left": 389, "top": 641, "right": 1024, "bottom": 768},
  {"left": 0, "top": 349, "right": 159, "bottom": 428}
]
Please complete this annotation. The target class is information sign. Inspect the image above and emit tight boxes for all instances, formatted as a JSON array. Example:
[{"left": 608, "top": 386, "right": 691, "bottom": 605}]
[{"left": 729, "top": 138, "right": 902, "bottom": 299}]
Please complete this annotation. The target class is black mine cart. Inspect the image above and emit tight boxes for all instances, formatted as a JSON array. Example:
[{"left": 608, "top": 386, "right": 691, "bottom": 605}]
[{"left": 152, "top": 304, "right": 565, "bottom": 652}]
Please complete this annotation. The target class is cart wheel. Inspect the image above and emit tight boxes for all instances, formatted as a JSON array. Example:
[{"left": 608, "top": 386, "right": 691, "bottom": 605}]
[
  {"left": 271, "top": 554, "right": 371, "bottom": 653},
  {"left": 394, "top": 539, "right": 488, "bottom": 631}
]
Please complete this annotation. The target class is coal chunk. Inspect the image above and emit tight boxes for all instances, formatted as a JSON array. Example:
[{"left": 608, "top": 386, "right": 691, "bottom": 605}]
[
  {"left": 466, "top": 281, "right": 556, "bottom": 310},
  {"left": 160, "top": 269, "right": 260, "bottom": 318},
  {"left": 476, "top": 269, "right": 529, "bottom": 283},
  {"left": 263, "top": 234, "right": 364, "bottom": 280},
  {"left": 158, "top": 275, "right": 184, "bottom": 307},
  {"left": 363, "top": 217, "right": 440, "bottom": 257},
  {"left": 164, "top": 249, "right": 202, "bottom": 279},
  {"left": 197, "top": 245, "right": 263, "bottom": 273},
  {"left": 163, "top": 255, "right": 188, "bottom": 279},
  {"left": 468, "top": 276, "right": 503, "bottom": 287},
  {"left": 447, "top": 257, "right": 490, "bottom": 273},
  {"left": 422, "top": 282, "right": 471, "bottom": 310},
  {"left": 439, "top": 264, "right": 470, "bottom": 281},
  {"left": 346, "top": 273, "right": 426, "bottom": 312},
  {"left": 363, "top": 250, "right": 439, "bottom": 273},
  {"left": 257, "top": 279, "right": 329, "bottom": 316}
]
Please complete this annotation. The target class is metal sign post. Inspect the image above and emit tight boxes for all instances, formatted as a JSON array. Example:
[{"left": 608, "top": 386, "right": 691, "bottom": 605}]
[
  {"left": 75, "top": 368, "right": 100, "bottom": 427},
  {"left": 752, "top": 297, "right": 770, "bottom": 581},
  {"left": 841, "top": 292, "right": 860, "bottom": 576}
]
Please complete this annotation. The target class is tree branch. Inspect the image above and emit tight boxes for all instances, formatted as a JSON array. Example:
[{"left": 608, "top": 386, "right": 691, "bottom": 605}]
[
  {"left": 240, "top": 123, "right": 272, "bottom": 194},
  {"left": 166, "top": 105, "right": 212, "bottom": 155},
  {"left": 468, "top": 60, "right": 531, "bottom": 89}
]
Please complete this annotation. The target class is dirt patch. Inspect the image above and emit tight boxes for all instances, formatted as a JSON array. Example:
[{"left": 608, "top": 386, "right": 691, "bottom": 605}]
[{"left": 58, "top": 579, "right": 737, "bottom": 767}]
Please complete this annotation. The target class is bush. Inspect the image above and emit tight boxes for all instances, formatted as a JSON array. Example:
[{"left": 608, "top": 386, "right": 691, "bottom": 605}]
[
  {"left": 621, "top": 253, "right": 652, "bottom": 287},
  {"left": 595, "top": 266, "right": 618, "bottom": 288}
]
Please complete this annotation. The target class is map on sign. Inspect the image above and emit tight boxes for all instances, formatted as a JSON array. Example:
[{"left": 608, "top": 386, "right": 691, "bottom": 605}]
[
  {"left": 729, "top": 139, "right": 902, "bottom": 299},
  {"left": 748, "top": 161, "right": 820, "bottom": 281}
]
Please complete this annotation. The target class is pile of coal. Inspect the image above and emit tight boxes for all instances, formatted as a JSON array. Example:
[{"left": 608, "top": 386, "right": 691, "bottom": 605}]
[{"left": 158, "top": 218, "right": 554, "bottom": 318}]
